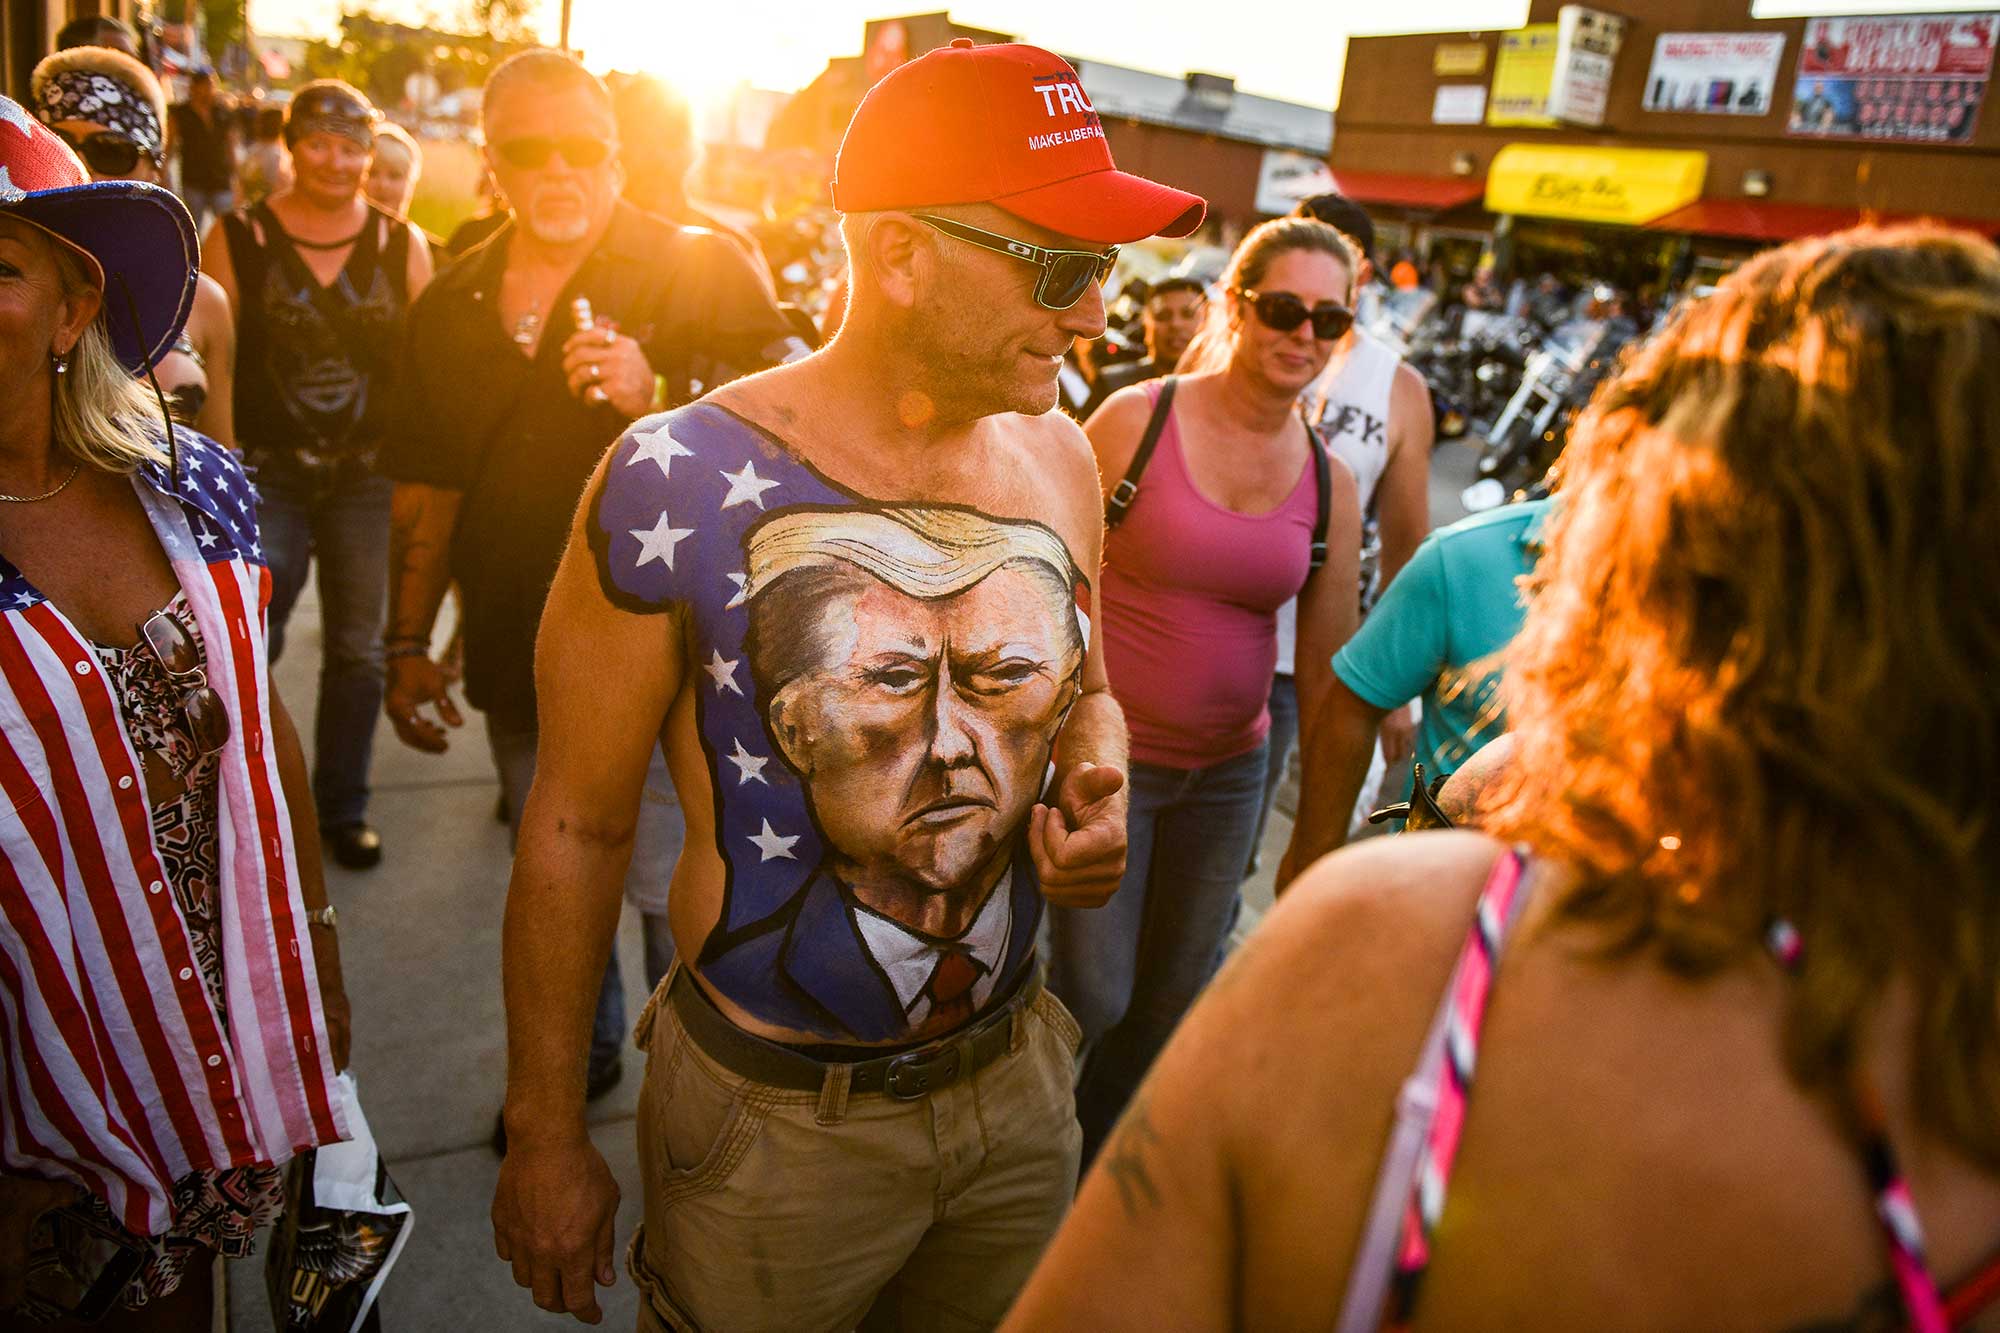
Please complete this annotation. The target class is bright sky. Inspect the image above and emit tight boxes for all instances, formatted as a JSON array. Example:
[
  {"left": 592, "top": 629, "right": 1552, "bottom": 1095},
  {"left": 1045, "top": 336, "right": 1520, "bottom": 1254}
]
[
  {"left": 246, "top": 0, "right": 1532, "bottom": 109},
  {"left": 244, "top": 0, "right": 1997, "bottom": 113}
]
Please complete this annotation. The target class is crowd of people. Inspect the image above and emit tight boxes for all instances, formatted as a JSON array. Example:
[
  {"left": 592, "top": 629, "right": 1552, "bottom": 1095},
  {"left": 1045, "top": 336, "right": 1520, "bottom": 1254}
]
[{"left": 1, "top": 26, "right": 1997, "bottom": 1333}]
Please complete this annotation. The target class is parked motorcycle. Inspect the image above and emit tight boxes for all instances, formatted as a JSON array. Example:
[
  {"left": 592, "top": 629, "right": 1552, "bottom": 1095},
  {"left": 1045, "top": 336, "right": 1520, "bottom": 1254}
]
[{"left": 1462, "top": 315, "right": 1635, "bottom": 511}]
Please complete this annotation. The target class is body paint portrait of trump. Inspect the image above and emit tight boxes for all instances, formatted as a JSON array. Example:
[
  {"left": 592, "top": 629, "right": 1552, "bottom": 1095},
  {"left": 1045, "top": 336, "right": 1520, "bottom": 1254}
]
[{"left": 737, "top": 504, "right": 1087, "bottom": 1033}]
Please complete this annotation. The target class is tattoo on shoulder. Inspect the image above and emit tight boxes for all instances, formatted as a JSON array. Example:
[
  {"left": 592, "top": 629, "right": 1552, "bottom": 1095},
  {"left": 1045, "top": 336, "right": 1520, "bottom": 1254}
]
[{"left": 1102, "top": 1091, "right": 1163, "bottom": 1221}]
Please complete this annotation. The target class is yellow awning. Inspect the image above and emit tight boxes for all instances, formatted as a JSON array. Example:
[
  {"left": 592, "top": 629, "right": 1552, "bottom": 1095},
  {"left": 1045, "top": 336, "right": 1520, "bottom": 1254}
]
[{"left": 1484, "top": 144, "right": 1709, "bottom": 226}]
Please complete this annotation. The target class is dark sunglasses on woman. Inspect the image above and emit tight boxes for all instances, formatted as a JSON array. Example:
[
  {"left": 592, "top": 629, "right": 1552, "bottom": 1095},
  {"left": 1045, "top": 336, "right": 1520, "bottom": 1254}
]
[
  {"left": 51, "top": 127, "right": 160, "bottom": 179},
  {"left": 494, "top": 135, "right": 614, "bottom": 170},
  {"left": 1236, "top": 287, "right": 1356, "bottom": 342},
  {"left": 138, "top": 611, "right": 232, "bottom": 756},
  {"left": 912, "top": 213, "right": 1119, "bottom": 311}
]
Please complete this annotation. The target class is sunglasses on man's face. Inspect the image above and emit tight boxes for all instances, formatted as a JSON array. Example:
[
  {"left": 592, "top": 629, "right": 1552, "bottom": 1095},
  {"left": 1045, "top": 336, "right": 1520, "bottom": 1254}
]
[
  {"left": 138, "top": 611, "right": 231, "bottom": 757},
  {"left": 53, "top": 127, "right": 158, "bottom": 180},
  {"left": 1235, "top": 288, "right": 1355, "bottom": 342},
  {"left": 911, "top": 214, "right": 1119, "bottom": 312},
  {"left": 494, "top": 135, "right": 614, "bottom": 171}
]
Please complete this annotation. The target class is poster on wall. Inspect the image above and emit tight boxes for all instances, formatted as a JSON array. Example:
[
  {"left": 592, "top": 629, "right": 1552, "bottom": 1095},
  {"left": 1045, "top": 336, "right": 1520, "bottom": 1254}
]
[
  {"left": 1254, "top": 149, "right": 1338, "bottom": 217},
  {"left": 1787, "top": 13, "right": 1996, "bottom": 144},
  {"left": 1643, "top": 32, "right": 1787, "bottom": 115},
  {"left": 1435, "top": 41, "right": 1488, "bottom": 75},
  {"left": 1433, "top": 84, "right": 1489, "bottom": 123},
  {"left": 1546, "top": 5, "right": 1626, "bottom": 127},
  {"left": 1487, "top": 23, "right": 1561, "bottom": 125}
]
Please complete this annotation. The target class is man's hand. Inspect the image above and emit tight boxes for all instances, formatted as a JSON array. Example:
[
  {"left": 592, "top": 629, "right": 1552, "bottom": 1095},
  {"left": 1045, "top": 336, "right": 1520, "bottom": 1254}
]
[
  {"left": 1, "top": 1174, "right": 81, "bottom": 1309},
  {"left": 561, "top": 326, "right": 654, "bottom": 418},
  {"left": 1379, "top": 703, "right": 1417, "bottom": 768},
  {"left": 492, "top": 1130, "right": 621, "bottom": 1324},
  {"left": 385, "top": 654, "right": 463, "bottom": 753},
  {"left": 1030, "top": 761, "right": 1128, "bottom": 908}
]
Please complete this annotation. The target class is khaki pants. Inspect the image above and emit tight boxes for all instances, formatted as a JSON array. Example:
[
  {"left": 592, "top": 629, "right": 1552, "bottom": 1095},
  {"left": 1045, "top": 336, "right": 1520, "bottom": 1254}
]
[{"left": 627, "top": 971, "right": 1084, "bottom": 1332}]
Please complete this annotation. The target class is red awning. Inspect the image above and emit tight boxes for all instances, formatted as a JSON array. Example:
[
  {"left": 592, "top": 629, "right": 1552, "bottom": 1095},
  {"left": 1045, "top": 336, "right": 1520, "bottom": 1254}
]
[
  {"left": 1647, "top": 199, "right": 2000, "bottom": 242},
  {"left": 1330, "top": 170, "right": 1487, "bottom": 212}
]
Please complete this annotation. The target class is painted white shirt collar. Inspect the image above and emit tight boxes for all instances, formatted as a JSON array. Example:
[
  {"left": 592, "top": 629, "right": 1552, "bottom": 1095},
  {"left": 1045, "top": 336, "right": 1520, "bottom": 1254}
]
[{"left": 852, "top": 868, "right": 1013, "bottom": 1024}]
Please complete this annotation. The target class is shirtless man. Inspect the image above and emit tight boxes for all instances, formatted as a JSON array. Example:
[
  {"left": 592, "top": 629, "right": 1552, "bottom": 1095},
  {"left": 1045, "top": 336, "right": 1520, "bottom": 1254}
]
[{"left": 488, "top": 40, "right": 1204, "bottom": 1329}]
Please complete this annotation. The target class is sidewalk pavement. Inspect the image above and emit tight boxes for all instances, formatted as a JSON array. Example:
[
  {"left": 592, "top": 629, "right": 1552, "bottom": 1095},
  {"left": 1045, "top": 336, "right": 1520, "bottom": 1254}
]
[{"left": 225, "top": 441, "right": 1478, "bottom": 1329}]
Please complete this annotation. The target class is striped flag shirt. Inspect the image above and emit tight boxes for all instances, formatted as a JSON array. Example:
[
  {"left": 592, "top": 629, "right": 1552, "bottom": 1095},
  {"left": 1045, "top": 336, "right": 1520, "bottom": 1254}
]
[{"left": 0, "top": 430, "right": 347, "bottom": 1237}]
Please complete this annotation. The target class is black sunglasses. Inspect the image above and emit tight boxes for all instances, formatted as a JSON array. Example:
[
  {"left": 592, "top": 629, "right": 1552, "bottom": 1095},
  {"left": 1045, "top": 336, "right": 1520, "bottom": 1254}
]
[
  {"left": 911, "top": 214, "right": 1118, "bottom": 311},
  {"left": 1235, "top": 288, "right": 1355, "bottom": 341},
  {"left": 495, "top": 135, "right": 614, "bottom": 170},
  {"left": 138, "top": 611, "right": 231, "bottom": 757},
  {"left": 53, "top": 127, "right": 159, "bottom": 179}
]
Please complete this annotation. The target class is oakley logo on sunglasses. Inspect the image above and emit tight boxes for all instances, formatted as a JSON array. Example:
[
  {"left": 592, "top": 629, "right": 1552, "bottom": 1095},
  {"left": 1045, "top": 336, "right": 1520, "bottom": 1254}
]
[{"left": 912, "top": 214, "right": 1118, "bottom": 312}]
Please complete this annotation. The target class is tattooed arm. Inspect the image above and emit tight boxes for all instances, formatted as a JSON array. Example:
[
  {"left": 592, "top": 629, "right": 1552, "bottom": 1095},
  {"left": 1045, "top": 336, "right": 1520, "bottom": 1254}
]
[{"left": 383, "top": 482, "right": 464, "bottom": 753}]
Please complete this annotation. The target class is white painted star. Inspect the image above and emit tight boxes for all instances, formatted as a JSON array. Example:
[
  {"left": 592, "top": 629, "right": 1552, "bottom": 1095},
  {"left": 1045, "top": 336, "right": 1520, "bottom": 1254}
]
[
  {"left": 0, "top": 99, "right": 33, "bottom": 137},
  {"left": 196, "top": 528, "right": 218, "bottom": 549},
  {"left": 248, "top": 542, "right": 263, "bottom": 561},
  {"left": 725, "top": 739, "right": 769, "bottom": 785},
  {"left": 704, "top": 649, "right": 743, "bottom": 696},
  {"left": 626, "top": 424, "right": 692, "bottom": 479},
  {"left": 717, "top": 459, "right": 780, "bottom": 511},
  {"left": 747, "top": 819, "right": 798, "bottom": 862},
  {"left": 185, "top": 451, "right": 205, "bottom": 473},
  {"left": 10, "top": 591, "right": 34, "bottom": 608},
  {"left": 629, "top": 510, "right": 694, "bottom": 570},
  {"left": 725, "top": 572, "right": 749, "bottom": 610}
]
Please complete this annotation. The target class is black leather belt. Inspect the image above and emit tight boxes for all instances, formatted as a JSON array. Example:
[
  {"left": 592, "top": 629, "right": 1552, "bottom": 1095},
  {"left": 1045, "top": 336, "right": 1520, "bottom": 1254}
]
[{"left": 668, "top": 963, "right": 1037, "bottom": 1100}]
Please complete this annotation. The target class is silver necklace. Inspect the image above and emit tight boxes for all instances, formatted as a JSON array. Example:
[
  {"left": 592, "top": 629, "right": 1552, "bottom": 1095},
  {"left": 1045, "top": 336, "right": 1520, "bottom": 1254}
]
[{"left": 0, "top": 459, "right": 81, "bottom": 504}]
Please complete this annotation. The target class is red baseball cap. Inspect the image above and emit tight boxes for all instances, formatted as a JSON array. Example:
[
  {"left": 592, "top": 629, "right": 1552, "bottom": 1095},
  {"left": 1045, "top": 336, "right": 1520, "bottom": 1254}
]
[{"left": 832, "top": 39, "right": 1206, "bottom": 245}]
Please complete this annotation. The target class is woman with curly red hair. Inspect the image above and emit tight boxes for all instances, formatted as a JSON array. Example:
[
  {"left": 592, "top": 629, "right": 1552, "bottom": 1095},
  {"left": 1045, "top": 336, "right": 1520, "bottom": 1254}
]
[{"left": 1006, "top": 225, "right": 2000, "bottom": 1330}]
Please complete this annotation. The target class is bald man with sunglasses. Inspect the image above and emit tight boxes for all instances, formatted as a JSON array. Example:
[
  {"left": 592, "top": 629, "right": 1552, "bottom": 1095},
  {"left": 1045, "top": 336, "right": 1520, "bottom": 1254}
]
[
  {"left": 486, "top": 40, "right": 1206, "bottom": 1330},
  {"left": 376, "top": 49, "right": 799, "bottom": 1145}
]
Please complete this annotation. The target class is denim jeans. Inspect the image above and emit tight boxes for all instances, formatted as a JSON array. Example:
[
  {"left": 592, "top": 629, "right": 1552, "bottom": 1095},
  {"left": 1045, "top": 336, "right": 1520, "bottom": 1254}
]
[
  {"left": 1048, "top": 741, "right": 1270, "bottom": 1164},
  {"left": 257, "top": 467, "right": 391, "bottom": 831},
  {"left": 1248, "top": 673, "right": 1299, "bottom": 874},
  {"left": 180, "top": 186, "right": 234, "bottom": 236},
  {"left": 487, "top": 720, "right": 684, "bottom": 1081}
]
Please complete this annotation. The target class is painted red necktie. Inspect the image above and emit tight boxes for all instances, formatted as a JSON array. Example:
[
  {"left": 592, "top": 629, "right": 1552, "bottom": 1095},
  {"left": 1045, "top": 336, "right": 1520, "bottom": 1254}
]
[{"left": 924, "top": 948, "right": 984, "bottom": 1030}]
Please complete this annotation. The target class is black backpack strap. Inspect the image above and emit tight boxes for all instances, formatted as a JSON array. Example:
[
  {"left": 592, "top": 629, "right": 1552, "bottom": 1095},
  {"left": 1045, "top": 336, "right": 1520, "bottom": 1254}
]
[
  {"left": 1302, "top": 405, "right": 1332, "bottom": 570},
  {"left": 1104, "top": 376, "right": 1178, "bottom": 530}
]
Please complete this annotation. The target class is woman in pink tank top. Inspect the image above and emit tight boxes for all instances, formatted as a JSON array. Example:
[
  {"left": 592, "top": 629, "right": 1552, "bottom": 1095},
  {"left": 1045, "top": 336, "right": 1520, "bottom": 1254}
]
[{"left": 1048, "top": 217, "right": 1362, "bottom": 1164}]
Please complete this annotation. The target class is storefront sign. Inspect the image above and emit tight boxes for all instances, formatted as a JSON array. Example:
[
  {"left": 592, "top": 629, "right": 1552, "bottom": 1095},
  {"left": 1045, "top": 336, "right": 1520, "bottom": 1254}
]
[
  {"left": 1787, "top": 13, "right": 1996, "bottom": 144},
  {"left": 1433, "top": 84, "right": 1489, "bottom": 124},
  {"left": 1487, "top": 24, "right": 1561, "bottom": 125},
  {"left": 1485, "top": 144, "right": 1708, "bottom": 226},
  {"left": 1254, "top": 148, "right": 1338, "bottom": 217},
  {"left": 1547, "top": 5, "right": 1627, "bottom": 127},
  {"left": 1643, "top": 32, "right": 1787, "bottom": 116},
  {"left": 1435, "top": 42, "right": 1488, "bottom": 76}
]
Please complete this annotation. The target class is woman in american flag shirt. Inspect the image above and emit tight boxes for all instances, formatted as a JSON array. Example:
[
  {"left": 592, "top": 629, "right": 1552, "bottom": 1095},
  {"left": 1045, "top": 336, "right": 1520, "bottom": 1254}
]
[{"left": 0, "top": 99, "right": 352, "bottom": 1327}]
